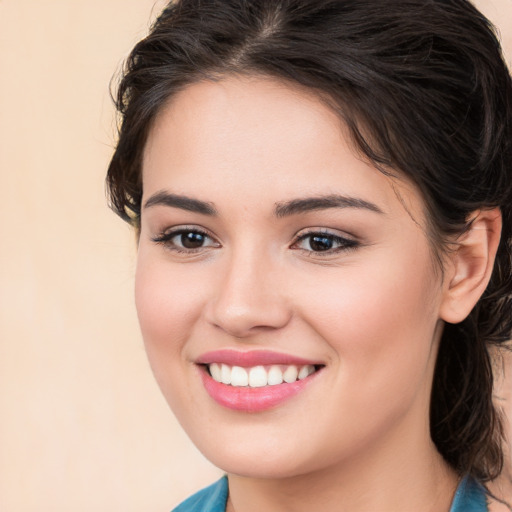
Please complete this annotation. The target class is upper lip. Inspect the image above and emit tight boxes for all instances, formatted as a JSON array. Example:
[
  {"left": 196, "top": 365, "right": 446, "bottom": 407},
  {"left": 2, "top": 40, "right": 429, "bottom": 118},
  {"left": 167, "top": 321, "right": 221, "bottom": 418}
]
[{"left": 195, "top": 349, "right": 323, "bottom": 367}]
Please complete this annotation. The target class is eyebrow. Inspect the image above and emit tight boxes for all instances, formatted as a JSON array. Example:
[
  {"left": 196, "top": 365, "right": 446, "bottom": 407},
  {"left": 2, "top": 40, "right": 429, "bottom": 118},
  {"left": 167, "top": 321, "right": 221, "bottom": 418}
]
[
  {"left": 143, "top": 191, "right": 384, "bottom": 218},
  {"left": 274, "top": 194, "right": 384, "bottom": 217},
  {"left": 144, "top": 191, "right": 217, "bottom": 215}
]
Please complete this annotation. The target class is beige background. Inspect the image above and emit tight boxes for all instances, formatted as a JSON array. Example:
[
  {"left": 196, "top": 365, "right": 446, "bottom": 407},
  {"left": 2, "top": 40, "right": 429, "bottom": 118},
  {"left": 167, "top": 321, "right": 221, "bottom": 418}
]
[{"left": 0, "top": 1, "right": 511, "bottom": 510}]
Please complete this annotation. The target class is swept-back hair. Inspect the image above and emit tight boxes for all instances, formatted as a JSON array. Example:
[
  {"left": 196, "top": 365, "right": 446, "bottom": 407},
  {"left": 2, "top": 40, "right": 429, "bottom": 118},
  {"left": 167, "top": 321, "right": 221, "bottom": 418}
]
[{"left": 107, "top": 0, "right": 512, "bottom": 483}]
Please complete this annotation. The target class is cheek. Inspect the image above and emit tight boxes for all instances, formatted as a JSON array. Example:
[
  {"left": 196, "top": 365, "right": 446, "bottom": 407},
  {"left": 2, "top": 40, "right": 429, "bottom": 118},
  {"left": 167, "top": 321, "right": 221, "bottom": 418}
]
[
  {"left": 289, "top": 259, "right": 441, "bottom": 461},
  {"left": 134, "top": 251, "right": 211, "bottom": 419},
  {"left": 135, "top": 268, "right": 183, "bottom": 348},
  {"left": 305, "top": 255, "right": 435, "bottom": 329},
  {"left": 134, "top": 250, "right": 206, "bottom": 375},
  {"left": 298, "top": 253, "right": 440, "bottom": 392}
]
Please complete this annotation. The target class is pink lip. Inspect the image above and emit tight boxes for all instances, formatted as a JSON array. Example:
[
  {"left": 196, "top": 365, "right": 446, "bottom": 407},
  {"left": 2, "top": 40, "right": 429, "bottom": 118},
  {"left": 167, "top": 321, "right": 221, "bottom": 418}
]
[
  {"left": 196, "top": 350, "right": 324, "bottom": 413},
  {"left": 199, "top": 369, "right": 321, "bottom": 412},
  {"left": 196, "top": 349, "right": 321, "bottom": 367}
]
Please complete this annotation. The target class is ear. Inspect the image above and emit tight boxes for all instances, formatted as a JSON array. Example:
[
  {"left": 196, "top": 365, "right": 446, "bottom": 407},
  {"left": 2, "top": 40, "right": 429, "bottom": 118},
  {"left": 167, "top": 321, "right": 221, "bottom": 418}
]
[{"left": 439, "top": 208, "right": 502, "bottom": 324}]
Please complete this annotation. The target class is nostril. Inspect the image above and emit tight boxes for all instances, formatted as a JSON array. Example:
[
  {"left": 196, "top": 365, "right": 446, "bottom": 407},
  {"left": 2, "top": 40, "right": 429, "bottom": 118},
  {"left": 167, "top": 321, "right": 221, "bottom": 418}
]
[{"left": 206, "top": 302, "right": 292, "bottom": 338}]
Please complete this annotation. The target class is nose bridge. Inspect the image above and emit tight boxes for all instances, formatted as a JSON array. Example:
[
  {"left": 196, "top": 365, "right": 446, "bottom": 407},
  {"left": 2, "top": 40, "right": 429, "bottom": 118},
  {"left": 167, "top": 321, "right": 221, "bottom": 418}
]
[{"left": 206, "top": 241, "right": 291, "bottom": 337}]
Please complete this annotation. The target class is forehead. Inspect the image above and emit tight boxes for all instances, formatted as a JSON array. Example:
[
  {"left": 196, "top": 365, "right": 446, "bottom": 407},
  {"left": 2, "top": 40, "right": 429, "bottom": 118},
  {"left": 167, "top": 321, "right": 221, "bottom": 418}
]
[
  {"left": 144, "top": 76, "right": 344, "bottom": 173},
  {"left": 142, "top": 75, "right": 424, "bottom": 220}
]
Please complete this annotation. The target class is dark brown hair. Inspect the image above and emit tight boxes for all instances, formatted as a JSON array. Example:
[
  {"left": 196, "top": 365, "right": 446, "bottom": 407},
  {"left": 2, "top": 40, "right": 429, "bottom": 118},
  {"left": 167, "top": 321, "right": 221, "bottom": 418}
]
[{"left": 107, "top": 0, "right": 512, "bottom": 484}]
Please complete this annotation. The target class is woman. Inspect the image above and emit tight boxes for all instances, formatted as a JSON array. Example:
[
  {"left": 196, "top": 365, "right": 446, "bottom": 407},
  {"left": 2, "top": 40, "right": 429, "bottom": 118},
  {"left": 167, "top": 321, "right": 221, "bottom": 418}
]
[{"left": 107, "top": 0, "right": 512, "bottom": 510}]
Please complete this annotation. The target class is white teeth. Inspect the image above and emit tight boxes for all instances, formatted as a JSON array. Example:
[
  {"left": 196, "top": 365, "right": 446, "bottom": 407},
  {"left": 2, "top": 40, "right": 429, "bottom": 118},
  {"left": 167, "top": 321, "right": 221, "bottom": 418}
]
[
  {"left": 283, "top": 365, "right": 298, "bottom": 383},
  {"left": 267, "top": 365, "right": 283, "bottom": 386},
  {"left": 209, "top": 363, "right": 318, "bottom": 387},
  {"left": 210, "top": 362, "right": 222, "bottom": 382},
  {"left": 231, "top": 366, "right": 249, "bottom": 387},
  {"left": 248, "top": 366, "right": 267, "bottom": 387},
  {"left": 221, "top": 363, "right": 231, "bottom": 385},
  {"left": 298, "top": 364, "right": 315, "bottom": 380}
]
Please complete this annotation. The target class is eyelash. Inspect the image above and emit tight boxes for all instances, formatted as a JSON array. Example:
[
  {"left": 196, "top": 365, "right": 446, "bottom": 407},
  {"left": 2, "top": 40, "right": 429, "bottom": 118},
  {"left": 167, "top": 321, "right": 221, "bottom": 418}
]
[
  {"left": 152, "top": 227, "right": 218, "bottom": 253},
  {"left": 292, "top": 230, "right": 360, "bottom": 254},
  {"left": 151, "top": 227, "right": 360, "bottom": 256}
]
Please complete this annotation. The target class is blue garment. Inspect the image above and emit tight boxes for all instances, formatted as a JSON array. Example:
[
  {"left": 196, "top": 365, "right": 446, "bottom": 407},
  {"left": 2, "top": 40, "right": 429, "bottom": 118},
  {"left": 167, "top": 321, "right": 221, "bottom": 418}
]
[
  {"left": 172, "top": 474, "right": 488, "bottom": 512},
  {"left": 450, "top": 476, "right": 488, "bottom": 512},
  {"left": 172, "top": 477, "right": 228, "bottom": 512}
]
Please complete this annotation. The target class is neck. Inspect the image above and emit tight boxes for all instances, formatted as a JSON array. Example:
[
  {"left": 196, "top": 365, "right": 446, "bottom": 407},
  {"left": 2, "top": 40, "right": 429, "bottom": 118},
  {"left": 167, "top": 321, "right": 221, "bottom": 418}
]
[{"left": 226, "top": 419, "right": 459, "bottom": 512}]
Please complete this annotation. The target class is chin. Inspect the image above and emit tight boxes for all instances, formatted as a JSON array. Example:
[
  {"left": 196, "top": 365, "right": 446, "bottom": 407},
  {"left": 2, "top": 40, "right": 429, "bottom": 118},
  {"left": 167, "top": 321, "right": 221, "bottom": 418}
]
[
  {"left": 186, "top": 420, "right": 340, "bottom": 479},
  {"left": 208, "top": 452, "right": 314, "bottom": 480}
]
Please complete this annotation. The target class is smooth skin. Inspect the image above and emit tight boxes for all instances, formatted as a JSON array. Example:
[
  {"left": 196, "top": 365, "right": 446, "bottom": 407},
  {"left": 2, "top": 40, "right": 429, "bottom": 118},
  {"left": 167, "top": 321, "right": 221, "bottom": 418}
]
[{"left": 135, "top": 76, "right": 501, "bottom": 512}]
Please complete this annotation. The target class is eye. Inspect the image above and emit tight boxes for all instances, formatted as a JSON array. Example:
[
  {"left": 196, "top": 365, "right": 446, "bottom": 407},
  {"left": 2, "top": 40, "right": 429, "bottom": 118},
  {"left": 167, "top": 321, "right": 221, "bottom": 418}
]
[
  {"left": 152, "top": 227, "right": 220, "bottom": 252},
  {"left": 292, "top": 231, "right": 359, "bottom": 253}
]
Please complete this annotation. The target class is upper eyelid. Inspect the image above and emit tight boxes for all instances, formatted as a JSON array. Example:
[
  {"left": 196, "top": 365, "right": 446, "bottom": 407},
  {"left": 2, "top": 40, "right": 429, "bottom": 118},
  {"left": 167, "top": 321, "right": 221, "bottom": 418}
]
[
  {"left": 150, "top": 227, "right": 219, "bottom": 250},
  {"left": 290, "top": 228, "right": 361, "bottom": 252},
  {"left": 151, "top": 227, "right": 221, "bottom": 254},
  {"left": 292, "top": 232, "right": 357, "bottom": 245},
  {"left": 293, "top": 227, "right": 357, "bottom": 241},
  {"left": 151, "top": 225, "right": 359, "bottom": 248},
  {"left": 153, "top": 225, "right": 216, "bottom": 238}
]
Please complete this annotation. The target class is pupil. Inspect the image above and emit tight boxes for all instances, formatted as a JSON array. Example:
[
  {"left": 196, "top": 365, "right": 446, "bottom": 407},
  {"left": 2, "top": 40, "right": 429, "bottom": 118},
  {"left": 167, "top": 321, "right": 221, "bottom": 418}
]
[
  {"left": 181, "top": 232, "right": 205, "bottom": 249},
  {"left": 310, "top": 235, "right": 333, "bottom": 251}
]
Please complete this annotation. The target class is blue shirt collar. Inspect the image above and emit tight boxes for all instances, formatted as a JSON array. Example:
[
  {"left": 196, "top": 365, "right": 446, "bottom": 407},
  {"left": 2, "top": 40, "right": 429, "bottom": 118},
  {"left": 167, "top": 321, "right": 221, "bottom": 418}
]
[
  {"left": 173, "top": 474, "right": 488, "bottom": 512},
  {"left": 450, "top": 475, "right": 488, "bottom": 512}
]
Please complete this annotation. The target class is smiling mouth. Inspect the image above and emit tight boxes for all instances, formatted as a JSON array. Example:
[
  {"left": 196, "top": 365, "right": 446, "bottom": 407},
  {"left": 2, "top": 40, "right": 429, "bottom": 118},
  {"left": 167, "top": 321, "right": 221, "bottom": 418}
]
[
  {"left": 205, "top": 363, "right": 322, "bottom": 388},
  {"left": 198, "top": 361, "right": 324, "bottom": 412},
  {"left": 196, "top": 349, "right": 325, "bottom": 411}
]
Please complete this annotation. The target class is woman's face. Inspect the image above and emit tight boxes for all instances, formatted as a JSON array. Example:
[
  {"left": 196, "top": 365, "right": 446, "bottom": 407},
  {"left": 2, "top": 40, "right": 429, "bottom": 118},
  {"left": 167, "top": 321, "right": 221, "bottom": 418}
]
[{"left": 136, "top": 76, "right": 447, "bottom": 478}]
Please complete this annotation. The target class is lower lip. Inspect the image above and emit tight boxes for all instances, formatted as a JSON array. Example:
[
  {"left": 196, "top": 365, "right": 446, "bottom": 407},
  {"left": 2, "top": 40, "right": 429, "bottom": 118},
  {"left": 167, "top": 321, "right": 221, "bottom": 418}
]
[{"left": 199, "top": 367, "right": 320, "bottom": 412}]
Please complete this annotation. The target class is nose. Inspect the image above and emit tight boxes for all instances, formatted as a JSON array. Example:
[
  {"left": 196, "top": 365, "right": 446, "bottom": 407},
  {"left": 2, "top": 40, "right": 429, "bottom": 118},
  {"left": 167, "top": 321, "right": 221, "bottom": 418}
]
[{"left": 204, "top": 247, "right": 292, "bottom": 339}]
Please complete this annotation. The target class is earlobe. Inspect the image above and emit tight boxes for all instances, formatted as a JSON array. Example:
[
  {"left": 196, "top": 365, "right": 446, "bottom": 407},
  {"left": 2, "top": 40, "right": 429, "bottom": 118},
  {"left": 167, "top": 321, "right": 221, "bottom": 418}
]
[{"left": 439, "top": 208, "right": 502, "bottom": 324}]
